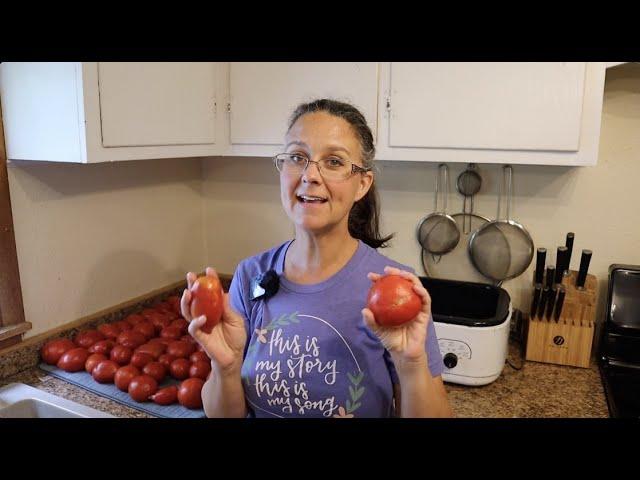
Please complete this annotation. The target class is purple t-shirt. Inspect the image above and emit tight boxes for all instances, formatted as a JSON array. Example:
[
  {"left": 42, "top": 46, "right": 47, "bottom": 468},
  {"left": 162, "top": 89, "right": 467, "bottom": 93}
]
[{"left": 229, "top": 239, "right": 444, "bottom": 418}]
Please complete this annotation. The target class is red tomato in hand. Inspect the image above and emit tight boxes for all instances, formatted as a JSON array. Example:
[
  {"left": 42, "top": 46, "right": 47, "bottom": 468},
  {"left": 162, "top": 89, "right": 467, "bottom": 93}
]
[
  {"left": 115, "top": 365, "right": 141, "bottom": 392},
  {"left": 57, "top": 348, "right": 90, "bottom": 372},
  {"left": 367, "top": 275, "right": 423, "bottom": 327},
  {"left": 92, "top": 360, "right": 119, "bottom": 384},
  {"left": 169, "top": 358, "right": 191, "bottom": 380},
  {"left": 189, "top": 361, "right": 211, "bottom": 381},
  {"left": 189, "top": 276, "right": 223, "bottom": 334},
  {"left": 178, "top": 378, "right": 204, "bottom": 409},
  {"left": 150, "top": 385, "right": 178, "bottom": 406},
  {"left": 85, "top": 353, "right": 109, "bottom": 373},
  {"left": 142, "top": 361, "right": 167, "bottom": 382},
  {"left": 128, "top": 375, "right": 158, "bottom": 402},
  {"left": 110, "top": 344, "right": 133, "bottom": 365},
  {"left": 74, "top": 330, "right": 106, "bottom": 349},
  {"left": 41, "top": 338, "right": 76, "bottom": 365},
  {"left": 88, "top": 339, "right": 116, "bottom": 355}
]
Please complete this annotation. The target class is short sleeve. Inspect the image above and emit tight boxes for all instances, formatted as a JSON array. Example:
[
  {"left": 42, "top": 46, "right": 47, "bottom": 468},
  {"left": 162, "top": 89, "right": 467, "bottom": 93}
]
[{"left": 228, "top": 263, "right": 252, "bottom": 346}]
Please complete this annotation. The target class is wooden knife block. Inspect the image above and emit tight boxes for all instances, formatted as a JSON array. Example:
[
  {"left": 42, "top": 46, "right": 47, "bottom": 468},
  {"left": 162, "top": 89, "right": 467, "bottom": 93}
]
[{"left": 525, "top": 270, "right": 597, "bottom": 368}]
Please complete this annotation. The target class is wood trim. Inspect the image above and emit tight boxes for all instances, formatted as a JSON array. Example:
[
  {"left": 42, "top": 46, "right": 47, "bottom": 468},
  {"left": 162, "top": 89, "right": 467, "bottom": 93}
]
[
  {"left": 0, "top": 322, "right": 32, "bottom": 343},
  {"left": 0, "top": 94, "right": 27, "bottom": 328}
]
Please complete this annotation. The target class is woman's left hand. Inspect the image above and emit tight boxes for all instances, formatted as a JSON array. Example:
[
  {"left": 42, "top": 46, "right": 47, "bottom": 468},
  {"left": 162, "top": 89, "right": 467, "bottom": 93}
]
[{"left": 362, "top": 266, "right": 431, "bottom": 365}]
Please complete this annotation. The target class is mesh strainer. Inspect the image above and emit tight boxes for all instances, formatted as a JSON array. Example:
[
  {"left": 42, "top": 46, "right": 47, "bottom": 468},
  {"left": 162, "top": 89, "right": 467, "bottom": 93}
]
[
  {"left": 468, "top": 165, "right": 534, "bottom": 282},
  {"left": 416, "top": 164, "right": 460, "bottom": 256}
]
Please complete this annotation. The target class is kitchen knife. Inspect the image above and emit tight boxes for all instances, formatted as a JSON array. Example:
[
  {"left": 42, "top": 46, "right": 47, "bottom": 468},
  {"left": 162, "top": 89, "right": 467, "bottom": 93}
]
[
  {"left": 555, "top": 246, "right": 568, "bottom": 285},
  {"left": 530, "top": 283, "right": 542, "bottom": 319},
  {"left": 535, "top": 248, "right": 547, "bottom": 284},
  {"left": 564, "top": 233, "right": 575, "bottom": 276},
  {"left": 576, "top": 249, "right": 593, "bottom": 289},
  {"left": 554, "top": 286, "right": 566, "bottom": 322},
  {"left": 545, "top": 287, "right": 557, "bottom": 320},
  {"left": 545, "top": 265, "right": 555, "bottom": 290},
  {"left": 538, "top": 286, "right": 549, "bottom": 319}
]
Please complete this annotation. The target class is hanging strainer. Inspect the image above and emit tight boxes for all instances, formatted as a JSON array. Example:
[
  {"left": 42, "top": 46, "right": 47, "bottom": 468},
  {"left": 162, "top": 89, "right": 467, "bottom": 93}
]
[
  {"left": 468, "top": 165, "right": 534, "bottom": 282},
  {"left": 416, "top": 164, "right": 460, "bottom": 255}
]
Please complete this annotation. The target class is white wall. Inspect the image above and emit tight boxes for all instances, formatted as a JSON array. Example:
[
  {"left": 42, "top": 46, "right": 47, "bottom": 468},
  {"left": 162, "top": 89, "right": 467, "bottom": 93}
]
[
  {"left": 8, "top": 157, "right": 206, "bottom": 338},
  {"left": 203, "top": 63, "right": 640, "bottom": 323}
]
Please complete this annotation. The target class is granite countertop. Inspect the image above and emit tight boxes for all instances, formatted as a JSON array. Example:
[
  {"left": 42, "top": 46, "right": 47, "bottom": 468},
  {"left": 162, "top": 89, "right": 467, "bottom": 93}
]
[{"left": 0, "top": 340, "right": 609, "bottom": 418}]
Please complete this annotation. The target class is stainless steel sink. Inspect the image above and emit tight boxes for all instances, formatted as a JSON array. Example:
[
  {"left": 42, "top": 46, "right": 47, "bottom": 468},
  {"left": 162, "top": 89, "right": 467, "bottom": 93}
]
[{"left": 0, "top": 383, "right": 114, "bottom": 418}]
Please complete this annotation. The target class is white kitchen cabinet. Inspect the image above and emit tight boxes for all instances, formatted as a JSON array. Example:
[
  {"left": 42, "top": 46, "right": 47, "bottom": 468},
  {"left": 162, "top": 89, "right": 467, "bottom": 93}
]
[
  {"left": 228, "top": 62, "right": 379, "bottom": 157},
  {"left": 0, "top": 62, "right": 224, "bottom": 163},
  {"left": 376, "top": 62, "right": 607, "bottom": 166}
]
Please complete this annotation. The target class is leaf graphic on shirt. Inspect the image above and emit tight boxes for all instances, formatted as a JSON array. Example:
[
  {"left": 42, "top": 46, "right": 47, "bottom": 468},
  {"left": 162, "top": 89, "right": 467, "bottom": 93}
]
[
  {"left": 347, "top": 371, "right": 364, "bottom": 386},
  {"left": 289, "top": 312, "right": 299, "bottom": 323},
  {"left": 349, "top": 385, "right": 365, "bottom": 402}
]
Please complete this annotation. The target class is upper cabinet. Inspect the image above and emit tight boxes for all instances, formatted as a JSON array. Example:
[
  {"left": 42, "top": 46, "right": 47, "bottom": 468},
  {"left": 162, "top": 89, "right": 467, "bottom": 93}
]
[
  {"left": 1, "top": 62, "right": 607, "bottom": 166},
  {"left": 228, "top": 62, "right": 379, "bottom": 157},
  {"left": 376, "top": 62, "right": 607, "bottom": 166},
  {"left": 0, "top": 62, "right": 224, "bottom": 163}
]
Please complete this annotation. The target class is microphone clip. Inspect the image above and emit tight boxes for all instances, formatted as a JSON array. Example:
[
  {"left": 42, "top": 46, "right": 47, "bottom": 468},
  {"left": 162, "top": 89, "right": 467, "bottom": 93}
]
[{"left": 250, "top": 270, "right": 280, "bottom": 301}]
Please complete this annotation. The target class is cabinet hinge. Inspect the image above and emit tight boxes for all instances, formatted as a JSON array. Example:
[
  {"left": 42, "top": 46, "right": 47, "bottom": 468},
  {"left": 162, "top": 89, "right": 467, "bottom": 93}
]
[
  {"left": 386, "top": 97, "right": 391, "bottom": 112},
  {"left": 226, "top": 103, "right": 231, "bottom": 113}
]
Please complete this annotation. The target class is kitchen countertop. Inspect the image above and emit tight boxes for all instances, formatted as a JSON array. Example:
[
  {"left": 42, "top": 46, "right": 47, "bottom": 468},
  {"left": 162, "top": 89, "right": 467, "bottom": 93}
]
[{"left": 0, "top": 340, "right": 609, "bottom": 418}]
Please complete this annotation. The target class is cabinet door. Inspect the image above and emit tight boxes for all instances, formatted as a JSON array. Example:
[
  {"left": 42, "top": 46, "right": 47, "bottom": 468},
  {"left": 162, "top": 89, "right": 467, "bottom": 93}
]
[
  {"left": 389, "top": 62, "right": 586, "bottom": 151},
  {"left": 98, "top": 62, "right": 217, "bottom": 147},
  {"left": 229, "top": 62, "right": 378, "bottom": 149}
]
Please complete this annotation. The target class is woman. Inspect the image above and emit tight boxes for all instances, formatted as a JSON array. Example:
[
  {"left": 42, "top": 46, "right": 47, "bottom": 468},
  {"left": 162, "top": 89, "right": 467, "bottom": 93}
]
[{"left": 181, "top": 99, "right": 453, "bottom": 418}]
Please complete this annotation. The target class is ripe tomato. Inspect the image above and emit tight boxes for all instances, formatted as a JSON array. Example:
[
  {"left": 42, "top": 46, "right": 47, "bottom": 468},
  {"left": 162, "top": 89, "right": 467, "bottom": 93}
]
[
  {"left": 189, "top": 276, "right": 223, "bottom": 334},
  {"left": 124, "top": 314, "right": 145, "bottom": 326},
  {"left": 166, "top": 295, "right": 181, "bottom": 315},
  {"left": 169, "top": 358, "right": 191, "bottom": 380},
  {"left": 88, "top": 339, "right": 116, "bottom": 355},
  {"left": 114, "top": 365, "right": 141, "bottom": 392},
  {"left": 167, "top": 341, "right": 195, "bottom": 359},
  {"left": 150, "top": 385, "right": 178, "bottom": 406},
  {"left": 178, "top": 378, "right": 204, "bottom": 409},
  {"left": 132, "top": 322, "right": 155, "bottom": 340},
  {"left": 136, "top": 342, "right": 166, "bottom": 359},
  {"left": 142, "top": 362, "right": 167, "bottom": 382},
  {"left": 74, "top": 330, "right": 106, "bottom": 349},
  {"left": 189, "top": 361, "right": 211, "bottom": 381},
  {"left": 112, "top": 320, "right": 132, "bottom": 332},
  {"left": 367, "top": 275, "right": 422, "bottom": 327},
  {"left": 116, "top": 331, "right": 147, "bottom": 349},
  {"left": 158, "top": 354, "right": 177, "bottom": 370},
  {"left": 85, "top": 353, "right": 109, "bottom": 374},
  {"left": 169, "top": 318, "right": 189, "bottom": 335},
  {"left": 160, "top": 326, "right": 183, "bottom": 341},
  {"left": 41, "top": 338, "right": 76, "bottom": 365},
  {"left": 110, "top": 345, "right": 133, "bottom": 365},
  {"left": 150, "top": 314, "right": 172, "bottom": 334},
  {"left": 92, "top": 360, "right": 119, "bottom": 383},
  {"left": 190, "top": 351, "right": 209, "bottom": 364},
  {"left": 130, "top": 352, "right": 154, "bottom": 369},
  {"left": 57, "top": 348, "right": 90, "bottom": 372},
  {"left": 97, "top": 323, "right": 121, "bottom": 340},
  {"left": 181, "top": 334, "right": 197, "bottom": 346},
  {"left": 128, "top": 375, "right": 158, "bottom": 403}
]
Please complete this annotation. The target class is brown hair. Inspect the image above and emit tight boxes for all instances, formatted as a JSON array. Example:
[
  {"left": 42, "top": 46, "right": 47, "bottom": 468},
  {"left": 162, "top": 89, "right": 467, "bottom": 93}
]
[{"left": 287, "top": 99, "right": 394, "bottom": 249}]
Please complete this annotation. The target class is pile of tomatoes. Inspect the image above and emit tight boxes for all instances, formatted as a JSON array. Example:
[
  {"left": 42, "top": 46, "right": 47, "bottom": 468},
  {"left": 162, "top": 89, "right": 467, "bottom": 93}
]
[{"left": 40, "top": 295, "right": 207, "bottom": 410}]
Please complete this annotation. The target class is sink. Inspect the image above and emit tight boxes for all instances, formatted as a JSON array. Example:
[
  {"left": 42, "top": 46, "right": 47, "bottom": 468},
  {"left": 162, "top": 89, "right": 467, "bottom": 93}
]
[{"left": 0, "top": 383, "right": 114, "bottom": 418}]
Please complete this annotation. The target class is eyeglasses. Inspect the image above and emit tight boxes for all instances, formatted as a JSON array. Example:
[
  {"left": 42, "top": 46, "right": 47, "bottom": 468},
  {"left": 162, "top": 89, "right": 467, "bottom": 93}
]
[{"left": 273, "top": 153, "right": 371, "bottom": 182}]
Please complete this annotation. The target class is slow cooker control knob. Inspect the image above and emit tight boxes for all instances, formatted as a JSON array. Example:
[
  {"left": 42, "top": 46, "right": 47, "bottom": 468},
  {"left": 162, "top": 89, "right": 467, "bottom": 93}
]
[{"left": 443, "top": 353, "right": 458, "bottom": 369}]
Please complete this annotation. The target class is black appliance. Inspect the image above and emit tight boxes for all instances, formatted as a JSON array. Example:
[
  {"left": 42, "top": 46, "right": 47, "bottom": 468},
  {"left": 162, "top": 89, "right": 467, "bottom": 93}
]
[{"left": 599, "top": 264, "right": 640, "bottom": 418}]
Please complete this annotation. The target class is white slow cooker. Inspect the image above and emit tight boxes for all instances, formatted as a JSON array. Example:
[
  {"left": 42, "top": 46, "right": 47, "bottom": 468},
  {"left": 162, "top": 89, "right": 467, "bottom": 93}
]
[{"left": 420, "top": 277, "right": 512, "bottom": 386}]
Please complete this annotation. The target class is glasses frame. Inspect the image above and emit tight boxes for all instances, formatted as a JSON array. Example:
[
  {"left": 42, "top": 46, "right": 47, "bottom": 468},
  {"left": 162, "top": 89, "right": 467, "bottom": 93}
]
[{"left": 273, "top": 153, "right": 372, "bottom": 181}]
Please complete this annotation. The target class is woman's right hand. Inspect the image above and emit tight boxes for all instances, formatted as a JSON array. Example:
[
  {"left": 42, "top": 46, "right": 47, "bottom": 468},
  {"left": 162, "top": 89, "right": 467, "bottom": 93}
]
[{"left": 181, "top": 267, "right": 247, "bottom": 375}]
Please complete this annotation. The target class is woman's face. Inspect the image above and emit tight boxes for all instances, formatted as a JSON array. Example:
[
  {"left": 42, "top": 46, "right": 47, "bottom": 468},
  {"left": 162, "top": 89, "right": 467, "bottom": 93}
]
[{"left": 280, "top": 111, "right": 373, "bottom": 236}]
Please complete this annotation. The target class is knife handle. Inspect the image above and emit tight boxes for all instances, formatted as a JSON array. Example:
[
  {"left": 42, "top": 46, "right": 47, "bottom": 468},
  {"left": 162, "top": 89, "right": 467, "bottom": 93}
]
[
  {"left": 564, "top": 233, "right": 575, "bottom": 275},
  {"left": 530, "top": 283, "right": 542, "bottom": 319},
  {"left": 545, "top": 287, "right": 557, "bottom": 320},
  {"left": 545, "top": 265, "right": 555, "bottom": 289},
  {"left": 576, "top": 249, "right": 593, "bottom": 288},
  {"left": 538, "top": 286, "right": 550, "bottom": 319},
  {"left": 554, "top": 286, "right": 566, "bottom": 322},
  {"left": 555, "top": 246, "right": 568, "bottom": 284},
  {"left": 535, "top": 248, "right": 546, "bottom": 284}
]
